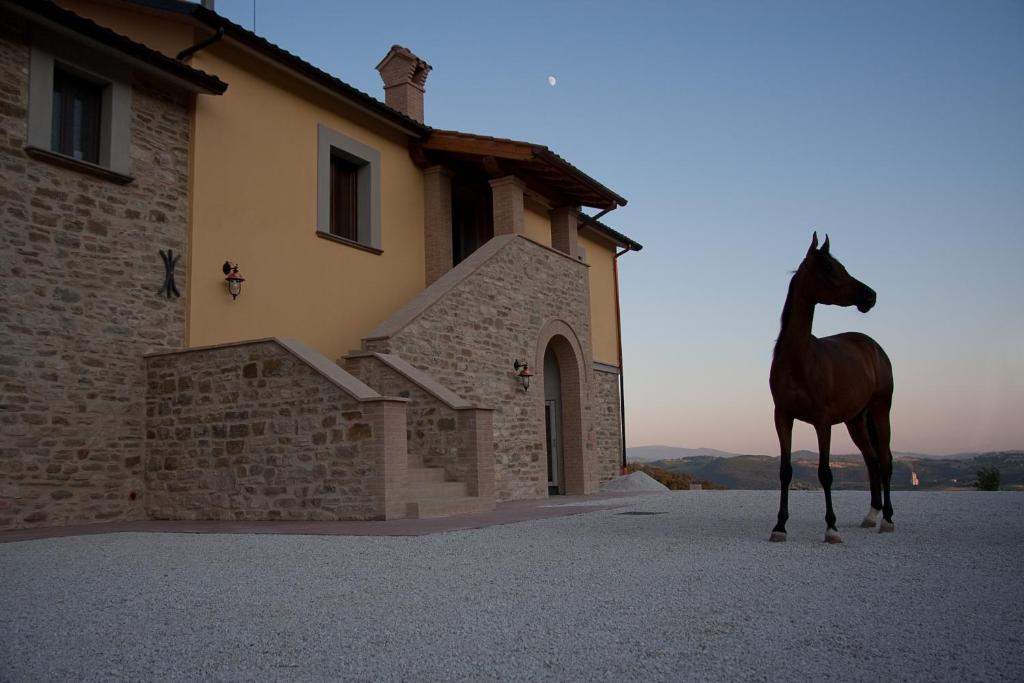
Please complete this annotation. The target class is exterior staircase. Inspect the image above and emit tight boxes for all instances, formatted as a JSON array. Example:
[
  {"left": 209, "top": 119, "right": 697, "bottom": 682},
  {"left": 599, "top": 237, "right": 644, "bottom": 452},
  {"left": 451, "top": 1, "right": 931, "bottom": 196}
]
[
  {"left": 341, "top": 351, "right": 496, "bottom": 520},
  {"left": 405, "top": 465, "right": 493, "bottom": 519}
]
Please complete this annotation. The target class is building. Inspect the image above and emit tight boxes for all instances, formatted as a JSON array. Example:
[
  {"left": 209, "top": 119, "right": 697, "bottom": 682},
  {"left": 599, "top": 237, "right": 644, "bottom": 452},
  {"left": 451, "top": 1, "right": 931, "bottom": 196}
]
[{"left": 0, "top": 0, "right": 641, "bottom": 530}]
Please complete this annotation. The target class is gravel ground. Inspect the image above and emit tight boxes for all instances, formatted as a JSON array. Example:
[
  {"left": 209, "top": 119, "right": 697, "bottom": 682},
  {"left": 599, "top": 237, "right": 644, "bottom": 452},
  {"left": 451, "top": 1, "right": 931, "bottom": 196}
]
[{"left": 2, "top": 490, "right": 1022, "bottom": 682}]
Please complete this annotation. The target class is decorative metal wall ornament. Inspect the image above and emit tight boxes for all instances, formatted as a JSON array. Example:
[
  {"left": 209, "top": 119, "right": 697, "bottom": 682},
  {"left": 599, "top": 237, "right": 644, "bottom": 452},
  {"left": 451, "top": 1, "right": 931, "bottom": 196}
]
[{"left": 158, "top": 249, "right": 181, "bottom": 298}]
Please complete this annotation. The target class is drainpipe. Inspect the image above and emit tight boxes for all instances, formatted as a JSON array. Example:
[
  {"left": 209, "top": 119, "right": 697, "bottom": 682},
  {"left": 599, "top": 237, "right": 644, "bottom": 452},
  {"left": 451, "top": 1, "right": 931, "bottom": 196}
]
[
  {"left": 614, "top": 246, "right": 629, "bottom": 473},
  {"left": 176, "top": 27, "right": 225, "bottom": 62}
]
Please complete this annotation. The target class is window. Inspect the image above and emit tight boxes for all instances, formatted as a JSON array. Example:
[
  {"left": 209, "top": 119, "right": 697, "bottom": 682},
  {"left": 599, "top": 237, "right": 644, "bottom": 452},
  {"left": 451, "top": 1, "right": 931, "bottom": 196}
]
[
  {"left": 317, "top": 124, "right": 381, "bottom": 252},
  {"left": 330, "top": 154, "right": 360, "bottom": 241},
  {"left": 50, "top": 69, "right": 103, "bottom": 163}
]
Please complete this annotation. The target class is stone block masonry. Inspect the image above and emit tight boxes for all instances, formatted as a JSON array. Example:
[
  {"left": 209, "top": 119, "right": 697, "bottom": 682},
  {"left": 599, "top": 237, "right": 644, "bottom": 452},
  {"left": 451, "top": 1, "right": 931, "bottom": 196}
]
[
  {"left": 145, "top": 339, "right": 409, "bottom": 521},
  {"left": 363, "top": 235, "right": 622, "bottom": 501},
  {"left": 0, "top": 21, "right": 192, "bottom": 529}
]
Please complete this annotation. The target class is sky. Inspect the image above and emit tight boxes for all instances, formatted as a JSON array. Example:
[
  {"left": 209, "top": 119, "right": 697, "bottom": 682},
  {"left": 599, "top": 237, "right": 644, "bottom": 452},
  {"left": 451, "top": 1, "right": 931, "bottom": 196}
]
[{"left": 215, "top": 0, "right": 1024, "bottom": 456}]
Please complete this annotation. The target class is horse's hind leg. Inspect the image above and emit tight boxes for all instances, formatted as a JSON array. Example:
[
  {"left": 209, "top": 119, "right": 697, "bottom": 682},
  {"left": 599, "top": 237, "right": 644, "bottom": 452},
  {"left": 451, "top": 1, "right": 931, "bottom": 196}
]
[
  {"left": 869, "top": 399, "right": 895, "bottom": 533},
  {"left": 846, "top": 412, "right": 883, "bottom": 528}
]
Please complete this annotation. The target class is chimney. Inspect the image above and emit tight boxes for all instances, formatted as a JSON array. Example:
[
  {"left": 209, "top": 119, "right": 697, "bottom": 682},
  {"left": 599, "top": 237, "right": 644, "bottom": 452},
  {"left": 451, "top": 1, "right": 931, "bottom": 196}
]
[{"left": 376, "top": 45, "right": 432, "bottom": 124}]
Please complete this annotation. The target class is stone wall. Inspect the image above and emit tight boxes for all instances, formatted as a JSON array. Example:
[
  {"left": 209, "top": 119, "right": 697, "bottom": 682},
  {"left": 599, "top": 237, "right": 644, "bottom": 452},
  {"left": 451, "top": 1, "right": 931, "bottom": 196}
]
[
  {"left": 345, "top": 352, "right": 494, "bottom": 500},
  {"left": 145, "top": 340, "right": 409, "bottom": 521},
  {"left": 363, "top": 235, "right": 620, "bottom": 500},
  {"left": 592, "top": 367, "right": 623, "bottom": 486},
  {"left": 0, "top": 21, "right": 193, "bottom": 529}
]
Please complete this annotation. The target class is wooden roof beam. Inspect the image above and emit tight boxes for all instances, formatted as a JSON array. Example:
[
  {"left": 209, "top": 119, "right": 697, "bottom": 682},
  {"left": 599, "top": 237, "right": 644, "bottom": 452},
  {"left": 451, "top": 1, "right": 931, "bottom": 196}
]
[{"left": 421, "top": 134, "right": 535, "bottom": 161}]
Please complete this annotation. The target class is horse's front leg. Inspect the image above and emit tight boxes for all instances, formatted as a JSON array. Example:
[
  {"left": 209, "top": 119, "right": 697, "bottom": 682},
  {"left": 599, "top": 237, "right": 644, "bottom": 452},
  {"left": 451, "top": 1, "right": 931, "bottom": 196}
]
[
  {"left": 770, "top": 409, "right": 794, "bottom": 542},
  {"left": 816, "top": 424, "right": 841, "bottom": 544}
]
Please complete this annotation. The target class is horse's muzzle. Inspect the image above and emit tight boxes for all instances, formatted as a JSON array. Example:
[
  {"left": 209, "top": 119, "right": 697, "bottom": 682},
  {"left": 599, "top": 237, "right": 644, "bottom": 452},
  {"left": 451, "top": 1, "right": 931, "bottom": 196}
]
[{"left": 857, "top": 287, "right": 877, "bottom": 313}]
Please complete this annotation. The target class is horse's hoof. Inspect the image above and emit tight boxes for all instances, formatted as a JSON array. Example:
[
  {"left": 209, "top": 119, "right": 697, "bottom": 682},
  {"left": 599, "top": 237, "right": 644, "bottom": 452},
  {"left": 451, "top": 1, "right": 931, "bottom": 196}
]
[
  {"left": 860, "top": 508, "right": 881, "bottom": 528},
  {"left": 769, "top": 531, "right": 787, "bottom": 542},
  {"left": 825, "top": 529, "right": 843, "bottom": 544},
  {"left": 879, "top": 520, "right": 895, "bottom": 533}
]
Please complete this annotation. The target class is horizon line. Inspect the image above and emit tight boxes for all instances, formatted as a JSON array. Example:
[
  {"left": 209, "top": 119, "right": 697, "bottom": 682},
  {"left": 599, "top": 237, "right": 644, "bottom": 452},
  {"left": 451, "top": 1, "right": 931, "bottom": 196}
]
[{"left": 627, "top": 444, "right": 1024, "bottom": 458}]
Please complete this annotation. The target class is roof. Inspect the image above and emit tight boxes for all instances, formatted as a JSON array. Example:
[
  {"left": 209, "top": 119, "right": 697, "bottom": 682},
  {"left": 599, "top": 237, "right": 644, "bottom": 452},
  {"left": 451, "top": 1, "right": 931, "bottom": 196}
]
[
  {"left": 116, "top": 4, "right": 631, "bottom": 204},
  {"left": 579, "top": 213, "right": 643, "bottom": 252},
  {"left": 418, "top": 130, "right": 640, "bottom": 249},
  {"left": 420, "top": 130, "right": 627, "bottom": 211},
  {"left": 62, "top": 0, "right": 641, "bottom": 249},
  {"left": 119, "top": 0, "right": 428, "bottom": 135},
  {"left": 1, "top": 0, "right": 227, "bottom": 94}
]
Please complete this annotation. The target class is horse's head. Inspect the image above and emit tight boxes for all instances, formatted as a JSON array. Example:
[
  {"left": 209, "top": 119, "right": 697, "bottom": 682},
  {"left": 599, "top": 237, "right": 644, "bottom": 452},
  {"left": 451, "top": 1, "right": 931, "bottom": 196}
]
[{"left": 800, "top": 232, "right": 876, "bottom": 312}]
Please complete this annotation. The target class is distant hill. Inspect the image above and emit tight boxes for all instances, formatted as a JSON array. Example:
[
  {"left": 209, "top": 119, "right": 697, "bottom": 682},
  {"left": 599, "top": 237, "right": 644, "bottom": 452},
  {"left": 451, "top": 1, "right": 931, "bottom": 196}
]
[
  {"left": 626, "top": 447, "right": 1024, "bottom": 491},
  {"left": 627, "top": 446, "right": 742, "bottom": 462},
  {"left": 627, "top": 445, "right": 938, "bottom": 463}
]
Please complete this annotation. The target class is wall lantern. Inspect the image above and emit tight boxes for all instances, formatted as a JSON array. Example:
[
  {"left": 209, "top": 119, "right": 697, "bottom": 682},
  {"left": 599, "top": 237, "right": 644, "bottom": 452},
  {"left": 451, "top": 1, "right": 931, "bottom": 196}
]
[
  {"left": 513, "top": 359, "right": 534, "bottom": 392},
  {"left": 222, "top": 261, "right": 245, "bottom": 300}
]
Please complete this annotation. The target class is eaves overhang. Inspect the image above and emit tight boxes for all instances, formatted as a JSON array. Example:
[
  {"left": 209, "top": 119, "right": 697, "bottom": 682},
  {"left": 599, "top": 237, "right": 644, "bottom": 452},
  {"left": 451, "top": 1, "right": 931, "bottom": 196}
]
[
  {"left": 418, "top": 129, "right": 628, "bottom": 211},
  {"left": 2, "top": 0, "right": 228, "bottom": 94},
  {"left": 579, "top": 213, "right": 643, "bottom": 253},
  {"left": 119, "top": 0, "right": 428, "bottom": 137}
]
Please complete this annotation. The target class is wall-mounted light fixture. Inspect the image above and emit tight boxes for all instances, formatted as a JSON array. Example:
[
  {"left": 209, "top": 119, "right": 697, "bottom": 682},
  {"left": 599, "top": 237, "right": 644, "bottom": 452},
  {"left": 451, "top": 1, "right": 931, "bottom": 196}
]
[
  {"left": 223, "top": 261, "right": 245, "bottom": 300},
  {"left": 513, "top": 359, "right": 534, "bottom": 392}
]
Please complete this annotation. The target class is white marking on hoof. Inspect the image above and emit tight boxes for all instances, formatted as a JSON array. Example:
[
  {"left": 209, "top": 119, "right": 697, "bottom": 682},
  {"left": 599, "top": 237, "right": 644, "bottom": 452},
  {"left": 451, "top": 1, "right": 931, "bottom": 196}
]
[
  {"left": 825, "top": 529, "right": 843, "bottom": 544},
  {"left": 879, "top": 520, "right": 895, "bottom": 533},
  {"left": 861, "top": 508, "right": 881, "bottom": 528},
  {"left": 769, "top": 531, "right": 787, "bottom": 542}
]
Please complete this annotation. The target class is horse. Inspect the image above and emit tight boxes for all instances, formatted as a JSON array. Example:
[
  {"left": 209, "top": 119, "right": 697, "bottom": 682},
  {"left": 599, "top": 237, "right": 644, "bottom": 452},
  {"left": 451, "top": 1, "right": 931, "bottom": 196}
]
[{"left": 769, "top": 233, "right": 894, "bottom": 543}]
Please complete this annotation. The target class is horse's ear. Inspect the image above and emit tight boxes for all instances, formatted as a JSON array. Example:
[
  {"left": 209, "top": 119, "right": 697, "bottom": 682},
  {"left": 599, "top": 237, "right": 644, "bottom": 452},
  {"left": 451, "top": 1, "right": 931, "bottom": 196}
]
[
  {"left": 807, "top": 231, "right": 818, "bottom": 258},
  {"left": 821, "top": 234, "right": 830, "bottom": 255}
]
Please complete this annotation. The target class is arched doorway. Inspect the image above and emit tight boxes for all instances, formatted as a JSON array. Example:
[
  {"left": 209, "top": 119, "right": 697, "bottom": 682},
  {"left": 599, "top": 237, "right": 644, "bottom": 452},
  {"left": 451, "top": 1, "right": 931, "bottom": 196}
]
[
  {"left": 537, "top": 323, "right": 588, "bottom": 496},
  {"left": 544, "top": 345, "right": 563, "bottom": 495}
]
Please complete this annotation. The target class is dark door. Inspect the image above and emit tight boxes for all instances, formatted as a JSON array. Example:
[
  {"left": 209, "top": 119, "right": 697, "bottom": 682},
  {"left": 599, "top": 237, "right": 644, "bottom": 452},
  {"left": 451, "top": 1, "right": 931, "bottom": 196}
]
[
  {"left": 544, "top": 346, "right": 563, "bottom": 494},
  {"left": 451, "top": 174, "right": 493, "bottom": 266}
]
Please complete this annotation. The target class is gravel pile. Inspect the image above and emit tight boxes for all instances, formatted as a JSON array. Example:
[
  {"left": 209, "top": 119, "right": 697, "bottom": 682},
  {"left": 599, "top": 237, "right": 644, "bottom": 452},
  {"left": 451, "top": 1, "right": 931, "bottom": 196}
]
[
  {"left": 2, "top": 490, "right": 1022, "bottom": 682},
  {"left": 601, "top": 471, "right": 670, "bottom": 492}
]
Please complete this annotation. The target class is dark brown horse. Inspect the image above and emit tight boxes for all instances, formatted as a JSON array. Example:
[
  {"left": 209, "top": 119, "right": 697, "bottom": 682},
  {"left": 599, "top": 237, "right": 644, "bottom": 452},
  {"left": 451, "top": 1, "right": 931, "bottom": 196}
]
[{"left": 769, "top": 233, "right": 894, "bottom": 543}]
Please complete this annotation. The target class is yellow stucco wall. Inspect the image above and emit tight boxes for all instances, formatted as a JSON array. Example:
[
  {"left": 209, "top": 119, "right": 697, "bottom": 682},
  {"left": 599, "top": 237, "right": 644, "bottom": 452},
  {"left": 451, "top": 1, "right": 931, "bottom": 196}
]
[
  {"left": 60, "top": 0, "right": 196, "bottom": 57},
  {"left": 523, "top": 203, "right": 552, "bottom": 248},
  {"left": 185, "top": 45, "right": 425, "bottom": 359},
  {"left": 578, "top": 231, "right": 620, "bottom": 365}
]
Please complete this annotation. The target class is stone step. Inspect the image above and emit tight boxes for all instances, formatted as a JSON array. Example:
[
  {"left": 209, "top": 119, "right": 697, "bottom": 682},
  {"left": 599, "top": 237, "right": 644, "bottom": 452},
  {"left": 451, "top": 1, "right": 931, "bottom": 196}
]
[
  {"left": 408, "top": 481, "right": 469, "bottom": 498},
  {"left": 407, "top": 466, "right": 447, "bottom": 483},
  {"left": 406, "top": 495, "right": 494, "bottom": 519}
]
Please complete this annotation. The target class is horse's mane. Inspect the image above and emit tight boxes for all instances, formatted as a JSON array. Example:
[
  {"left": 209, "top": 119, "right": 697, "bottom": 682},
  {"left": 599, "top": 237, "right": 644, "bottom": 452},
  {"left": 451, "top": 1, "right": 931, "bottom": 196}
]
[{"left": 773, "top": 272, "right": 799, "bottom": 356}]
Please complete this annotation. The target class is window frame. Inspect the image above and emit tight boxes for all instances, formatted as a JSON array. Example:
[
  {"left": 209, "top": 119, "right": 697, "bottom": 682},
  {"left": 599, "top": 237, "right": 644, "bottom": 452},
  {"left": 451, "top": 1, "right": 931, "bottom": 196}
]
[
  {"left": 316, "top": 124, "right": 381, "bottom": 253},
  {"left": 26, "top": 32, "right": 132, "bottom": 178}
]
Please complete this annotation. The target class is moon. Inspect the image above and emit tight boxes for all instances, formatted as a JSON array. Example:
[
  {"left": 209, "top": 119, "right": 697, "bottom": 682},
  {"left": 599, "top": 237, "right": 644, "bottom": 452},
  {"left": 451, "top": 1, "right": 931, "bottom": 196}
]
[{"left": 547, "top": 75, "right": 556, "bottom": 87}]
